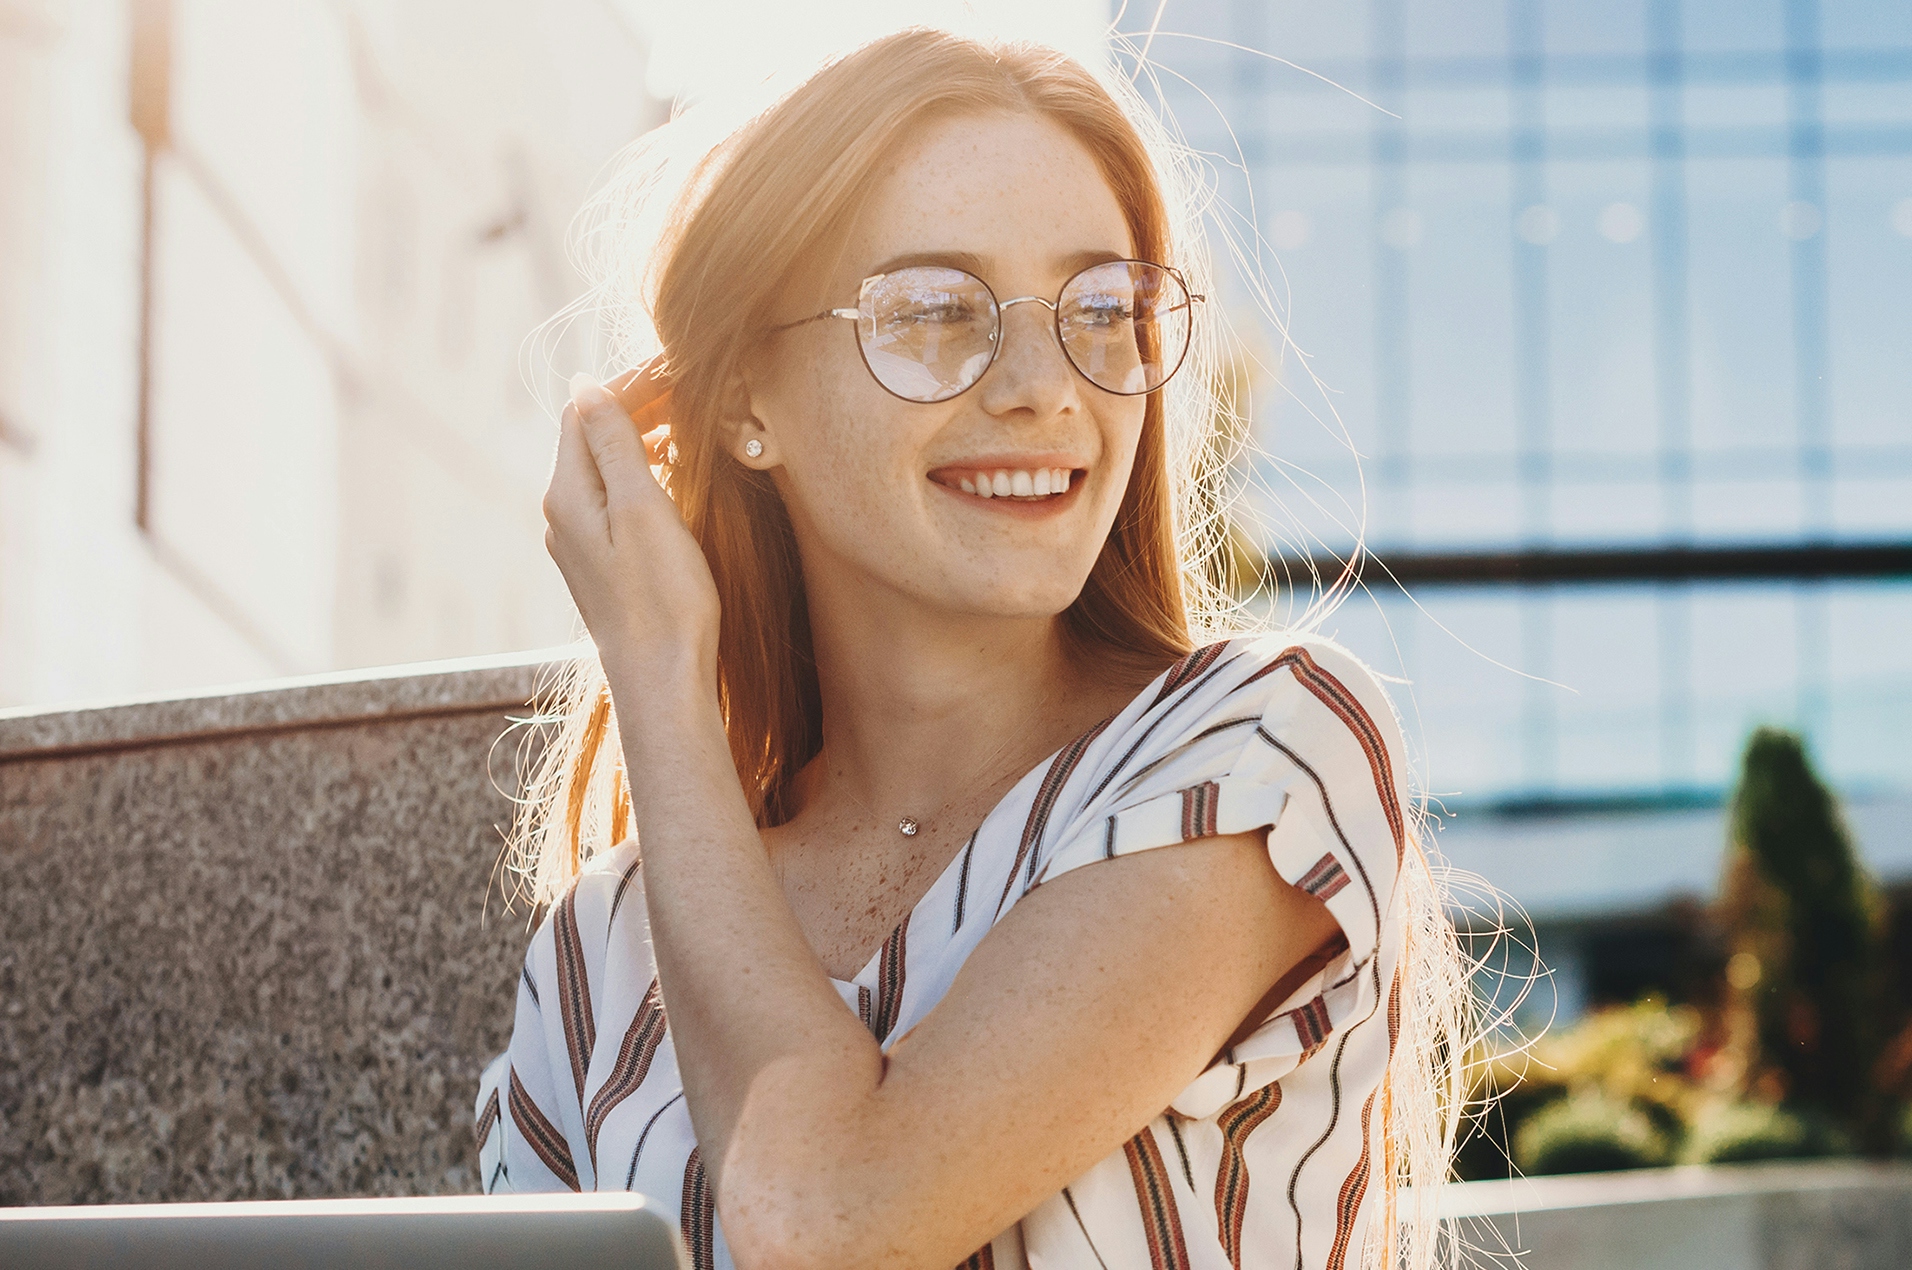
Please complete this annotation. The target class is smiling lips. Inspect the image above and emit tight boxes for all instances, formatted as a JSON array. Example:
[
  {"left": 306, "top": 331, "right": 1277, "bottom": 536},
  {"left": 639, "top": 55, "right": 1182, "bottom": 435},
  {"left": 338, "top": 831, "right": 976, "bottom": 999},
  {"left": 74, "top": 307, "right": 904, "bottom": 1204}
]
[{"left": 940, "top": 467, "right": 1076, "bottom": 500}]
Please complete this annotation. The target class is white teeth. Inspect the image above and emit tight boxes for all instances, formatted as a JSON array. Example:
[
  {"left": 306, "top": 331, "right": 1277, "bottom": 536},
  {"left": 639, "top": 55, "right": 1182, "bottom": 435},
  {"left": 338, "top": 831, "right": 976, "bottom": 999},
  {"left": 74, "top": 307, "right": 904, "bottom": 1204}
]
[{"left": 949, "top": 467, "right": 1075, "bottom": 499}]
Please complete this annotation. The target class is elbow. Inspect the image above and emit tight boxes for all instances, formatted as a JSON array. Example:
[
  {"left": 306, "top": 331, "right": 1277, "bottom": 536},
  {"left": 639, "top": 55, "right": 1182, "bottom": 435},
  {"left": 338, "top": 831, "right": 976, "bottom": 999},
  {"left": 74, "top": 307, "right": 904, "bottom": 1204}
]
[
  {"left": 720, "top": 1192, "right": 877, "bottom": 1270},
  {"left": 717, "top": 1157, "right": 893, "bottom": 1270},
  {"left": 720, "top": 1208, "right": 819, "bottom": 1270},
  {"left": 717, "top": 1055, "right": 899, "bottom": 1270}
]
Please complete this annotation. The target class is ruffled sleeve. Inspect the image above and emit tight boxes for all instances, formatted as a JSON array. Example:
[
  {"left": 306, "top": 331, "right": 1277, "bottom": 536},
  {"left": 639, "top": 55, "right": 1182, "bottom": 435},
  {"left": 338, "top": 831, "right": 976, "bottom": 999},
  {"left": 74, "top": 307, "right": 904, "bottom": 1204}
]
[{"left": 1031, "top": 634, "right": 1411, "bottom": 1118}]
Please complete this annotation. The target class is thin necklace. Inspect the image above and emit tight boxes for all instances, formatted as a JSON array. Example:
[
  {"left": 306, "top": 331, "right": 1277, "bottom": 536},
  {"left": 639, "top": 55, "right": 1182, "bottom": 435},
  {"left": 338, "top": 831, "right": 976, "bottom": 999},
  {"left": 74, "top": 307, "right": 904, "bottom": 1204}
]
[{"left": 830, "top": 689, "right": 1052, "bottom": 837}]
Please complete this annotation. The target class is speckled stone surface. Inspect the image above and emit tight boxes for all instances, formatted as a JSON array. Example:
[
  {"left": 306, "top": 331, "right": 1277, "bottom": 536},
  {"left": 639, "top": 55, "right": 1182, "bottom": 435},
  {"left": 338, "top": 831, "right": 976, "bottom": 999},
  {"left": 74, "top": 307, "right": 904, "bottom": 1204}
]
[{"left": 0, "top": 654, "right": 568, "bottom": 1204}]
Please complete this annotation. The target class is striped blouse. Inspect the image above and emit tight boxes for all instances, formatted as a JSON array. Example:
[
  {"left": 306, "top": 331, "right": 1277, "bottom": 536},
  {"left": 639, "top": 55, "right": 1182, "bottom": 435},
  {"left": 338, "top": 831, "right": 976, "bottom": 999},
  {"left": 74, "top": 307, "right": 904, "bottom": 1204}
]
[{"left": 477, "top": 634, "right": 1410, "bottom": 1270}]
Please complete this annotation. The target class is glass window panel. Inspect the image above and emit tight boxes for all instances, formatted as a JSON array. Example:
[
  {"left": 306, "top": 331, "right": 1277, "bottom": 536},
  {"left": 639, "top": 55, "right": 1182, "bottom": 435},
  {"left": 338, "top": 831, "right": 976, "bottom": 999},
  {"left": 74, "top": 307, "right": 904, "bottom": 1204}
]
[
  {"left": 1254, "top": 165, "right": 1381, "bottom": 464},
  {"left": 1687, "top": 584, "right": 1801, "bottom": 785},
  {"left": 1830, "top": 477, "right": 1912, "bottom": 537},
  {"left": 1689, "top": 477, "right": 1806, "bottom": 539},
  {"left": 1253, "top": 83, "right": 1384, "bottom": 135},
  {"left": 1545, "top": 160, "right": 1658, "bottom": 461},
  {"left": 1822, "top": 80, "right": 1912, "bottom": 126},
  {"left": 1546, "top": 83, "right": 1651, "bottom": 130},
  {"left": 1824, "top": 582, "right": 1912, "bottom": 790},
  {"left": 1142, "top": 0, "right": 1912, "bottom": 816},
  {"left": 1405, "top": 0, "right": 1512, "bottom": 61},
  {"left": 1826, "top": 156, "right": 1912, "bottom": 449},
  {"left": 1821, "top": 0, "right": 1912, "bottom": 50},
  {"left": 1409, "top": 478, "right": 1526, "bottom": 547},
  {"left": 1402, "top": 86, "right": 1511, "bottom": 133},
  {"left": 1372, "top": 591, "right": 1534, "bottom": 802},
  {"left": 1686, "top": 158, "right": 1797, "bottom": 454},
  {"left": 1542, "top": 0, "right": 1649, "bottom": 58},
  {"left": 1682, "top": 83, "right": 1790, "bottom": 131},
  {"left": 1691, "top": 448, "right": 1794, "bottom": 480},
  {"left": 1403, "top": 162, "right": 1520, "bottom": 467},
  {"left": 1551, "top": 589, "right": 1665, "bottom": 791},
  {"left": 1553, "top": 479, "right": 1664, "bottom": 542},
  {"left": 1257, "top": 0, "right": 1372, "bottom": 63},
  {"left": 1682, "top": 0, "right": 1787, "bottom": 53}
]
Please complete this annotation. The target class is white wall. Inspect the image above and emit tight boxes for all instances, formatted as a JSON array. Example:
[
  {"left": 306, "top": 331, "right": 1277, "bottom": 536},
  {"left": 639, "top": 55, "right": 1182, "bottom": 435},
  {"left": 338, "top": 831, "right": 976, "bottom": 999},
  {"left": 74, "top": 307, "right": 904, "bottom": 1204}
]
[{"left": 0, "top": 0, "right": 663, "bottom": 708}]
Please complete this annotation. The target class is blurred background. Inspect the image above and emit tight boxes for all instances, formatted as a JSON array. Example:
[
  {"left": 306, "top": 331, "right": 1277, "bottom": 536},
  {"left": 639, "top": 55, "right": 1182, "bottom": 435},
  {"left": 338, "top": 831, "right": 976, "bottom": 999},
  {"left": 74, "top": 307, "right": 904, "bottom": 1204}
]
[{"left": 1, "top": 0, "right": 1907, "bottom": 1176}]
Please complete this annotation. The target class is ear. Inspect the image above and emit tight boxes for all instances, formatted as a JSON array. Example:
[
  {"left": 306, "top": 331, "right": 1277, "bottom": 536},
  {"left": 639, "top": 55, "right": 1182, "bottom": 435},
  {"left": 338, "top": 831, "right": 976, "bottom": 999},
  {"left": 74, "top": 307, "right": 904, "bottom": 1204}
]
[{"left": 714, "top": 371, "right": 775, "bottom": 468}]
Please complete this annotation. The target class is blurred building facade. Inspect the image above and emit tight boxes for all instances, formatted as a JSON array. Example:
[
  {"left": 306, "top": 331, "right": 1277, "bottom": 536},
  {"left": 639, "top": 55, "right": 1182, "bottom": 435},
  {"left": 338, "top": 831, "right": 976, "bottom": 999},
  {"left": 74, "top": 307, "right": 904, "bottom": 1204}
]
[
  {"left": 0, "top": 0, "right": 663, "bottom": 707},
  {"left": 1138, "top": 0, "right": 1912, "bottom": 1019},
  {"left": 0, "top": 0, "right": 1108, "bottom": 711},
  {"left": 3, "top": 0, "right": 1905, "bottom": 1019}
]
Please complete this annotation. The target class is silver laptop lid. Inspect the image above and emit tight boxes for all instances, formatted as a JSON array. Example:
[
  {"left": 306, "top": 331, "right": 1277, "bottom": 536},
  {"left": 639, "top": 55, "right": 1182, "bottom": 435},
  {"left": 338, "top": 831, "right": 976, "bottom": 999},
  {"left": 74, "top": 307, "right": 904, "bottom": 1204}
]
[{"left": 0, "top": 1192, "right": 688, "bottom": 1270}]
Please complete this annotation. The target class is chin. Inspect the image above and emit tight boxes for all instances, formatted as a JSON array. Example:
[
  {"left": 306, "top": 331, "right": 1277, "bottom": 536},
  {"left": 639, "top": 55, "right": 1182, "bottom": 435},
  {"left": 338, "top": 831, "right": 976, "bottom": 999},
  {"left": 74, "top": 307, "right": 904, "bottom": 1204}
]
[{"left": 941, "top": 576, "right": 1089, "bottom": 622}]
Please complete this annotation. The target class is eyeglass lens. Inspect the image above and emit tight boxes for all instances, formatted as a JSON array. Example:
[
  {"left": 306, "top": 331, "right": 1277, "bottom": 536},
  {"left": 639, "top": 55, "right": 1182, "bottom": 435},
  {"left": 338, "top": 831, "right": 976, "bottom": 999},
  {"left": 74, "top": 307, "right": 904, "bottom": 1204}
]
[{"left": 853, "top": 262, "right": 1192, "bottom": 404}]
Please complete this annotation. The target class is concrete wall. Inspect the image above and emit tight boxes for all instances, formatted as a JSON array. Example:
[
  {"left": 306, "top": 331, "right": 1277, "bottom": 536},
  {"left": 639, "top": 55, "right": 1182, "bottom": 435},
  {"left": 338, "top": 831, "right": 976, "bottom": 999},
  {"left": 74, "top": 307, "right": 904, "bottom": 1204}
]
[
  {"left": 0, "top": 653, "right": 565, "bottom": 1204},
  {"left": 1437, "top": 1160, "right": 1912, "bottom": 1270}
]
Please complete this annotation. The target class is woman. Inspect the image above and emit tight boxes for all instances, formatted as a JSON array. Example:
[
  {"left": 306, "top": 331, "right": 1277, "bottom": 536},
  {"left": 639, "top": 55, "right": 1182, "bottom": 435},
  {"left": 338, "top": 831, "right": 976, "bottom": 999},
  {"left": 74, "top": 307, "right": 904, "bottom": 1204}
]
[{"left": 476, "top": 28, "right": 1469, "bottom": 1270}]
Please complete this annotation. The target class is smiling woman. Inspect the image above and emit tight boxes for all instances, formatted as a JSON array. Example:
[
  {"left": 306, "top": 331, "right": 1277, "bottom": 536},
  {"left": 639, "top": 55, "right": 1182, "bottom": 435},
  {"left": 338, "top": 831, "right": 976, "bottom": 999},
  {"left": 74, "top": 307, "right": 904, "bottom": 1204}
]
[{"left": 476, "top": 29, "right": 1475, "bottom": 1270}]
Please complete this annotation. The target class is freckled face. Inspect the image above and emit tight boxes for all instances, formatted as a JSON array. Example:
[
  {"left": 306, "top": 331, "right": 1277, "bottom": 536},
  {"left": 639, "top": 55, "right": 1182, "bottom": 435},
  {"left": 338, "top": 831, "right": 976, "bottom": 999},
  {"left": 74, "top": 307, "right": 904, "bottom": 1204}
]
[{"left": 747, "top": 111, "right": 1146, "bottom": 620}]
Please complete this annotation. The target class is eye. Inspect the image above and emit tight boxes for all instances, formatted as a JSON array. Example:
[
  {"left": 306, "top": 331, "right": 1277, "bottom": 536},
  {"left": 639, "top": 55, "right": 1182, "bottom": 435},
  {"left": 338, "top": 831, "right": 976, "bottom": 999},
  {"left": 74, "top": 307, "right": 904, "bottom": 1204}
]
[
  {"left": 893, "top": 295, "right": 984, "bottom": 324},
  {"left": 1068, "top": 293, "right": 1137, "bottom": 327}
]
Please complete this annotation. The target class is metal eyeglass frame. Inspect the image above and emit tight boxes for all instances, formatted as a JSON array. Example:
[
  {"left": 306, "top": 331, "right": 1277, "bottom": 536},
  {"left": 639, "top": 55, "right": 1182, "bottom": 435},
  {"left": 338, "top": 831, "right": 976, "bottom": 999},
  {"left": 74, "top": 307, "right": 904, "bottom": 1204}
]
[{"left": 770, "top": 259, "right": 1205, "bottom": 404}]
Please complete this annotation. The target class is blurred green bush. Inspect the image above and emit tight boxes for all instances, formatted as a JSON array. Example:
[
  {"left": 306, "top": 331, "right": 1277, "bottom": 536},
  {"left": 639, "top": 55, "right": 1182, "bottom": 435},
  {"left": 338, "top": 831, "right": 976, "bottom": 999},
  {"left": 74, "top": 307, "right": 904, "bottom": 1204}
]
[
  {"left": 1456, "top": 727, "right": 1907, "bottom": 1181},
  {"left": 1682, "top": 1101, "right": 1820, "bottom": 1165},
  {"left": 1515, "top": 1093, "right": 1671, "bottom": 1174}
]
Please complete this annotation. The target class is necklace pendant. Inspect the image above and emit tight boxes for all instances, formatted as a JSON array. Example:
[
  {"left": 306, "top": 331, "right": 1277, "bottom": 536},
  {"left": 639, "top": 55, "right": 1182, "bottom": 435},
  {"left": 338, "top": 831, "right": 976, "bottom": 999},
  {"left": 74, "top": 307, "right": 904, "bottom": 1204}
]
[{"left": 898, "top": 816, "right": 920, "bottom": 837}]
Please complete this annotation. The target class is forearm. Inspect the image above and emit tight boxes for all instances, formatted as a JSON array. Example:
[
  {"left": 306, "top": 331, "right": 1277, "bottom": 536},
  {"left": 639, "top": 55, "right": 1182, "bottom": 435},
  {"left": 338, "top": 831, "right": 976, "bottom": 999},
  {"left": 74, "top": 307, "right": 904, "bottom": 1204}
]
[{"left": 609, "top": 667, "right": 886, "bottom": 1218}]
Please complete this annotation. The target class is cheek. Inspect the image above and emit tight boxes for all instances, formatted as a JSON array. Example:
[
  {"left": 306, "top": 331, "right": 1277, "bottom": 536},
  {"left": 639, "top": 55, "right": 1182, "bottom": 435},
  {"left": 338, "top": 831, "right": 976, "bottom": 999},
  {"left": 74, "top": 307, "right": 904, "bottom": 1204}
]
[
  {"left": 1093, "top": 401, "right": 1150, "bottom": 508},
  {"left": 773, "top": 368, "right": 935, "bottom": 535}
]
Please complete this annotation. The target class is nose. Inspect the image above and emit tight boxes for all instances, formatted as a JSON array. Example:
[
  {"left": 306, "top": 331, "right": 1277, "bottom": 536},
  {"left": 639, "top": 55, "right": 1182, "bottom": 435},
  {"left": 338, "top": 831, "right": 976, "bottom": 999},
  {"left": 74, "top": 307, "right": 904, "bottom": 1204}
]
[{"left": 975, "top": 296, "right": 1077, "bottom": 420}]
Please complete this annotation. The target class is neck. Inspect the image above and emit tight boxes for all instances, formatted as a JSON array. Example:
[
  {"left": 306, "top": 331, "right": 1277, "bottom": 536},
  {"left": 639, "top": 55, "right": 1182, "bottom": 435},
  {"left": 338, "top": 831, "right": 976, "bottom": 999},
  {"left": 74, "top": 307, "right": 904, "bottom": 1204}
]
[{"left": 792, "top": 570, "right": 1098, "bottom": 824}]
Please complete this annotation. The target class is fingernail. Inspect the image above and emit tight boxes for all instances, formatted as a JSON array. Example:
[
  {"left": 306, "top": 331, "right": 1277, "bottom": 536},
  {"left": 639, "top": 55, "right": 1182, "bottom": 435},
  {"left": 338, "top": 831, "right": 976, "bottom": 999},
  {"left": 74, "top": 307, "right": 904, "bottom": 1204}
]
[{"left": 569, "top": 371, "right": 601, "bottom": 401}]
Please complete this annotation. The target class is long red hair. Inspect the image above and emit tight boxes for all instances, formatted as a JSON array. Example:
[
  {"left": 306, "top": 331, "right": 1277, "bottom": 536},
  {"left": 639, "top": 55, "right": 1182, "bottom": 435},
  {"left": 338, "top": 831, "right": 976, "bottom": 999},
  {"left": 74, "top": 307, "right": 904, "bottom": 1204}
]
[{"left": 515, "top": 29, "right": 1231, "bottom": 894}]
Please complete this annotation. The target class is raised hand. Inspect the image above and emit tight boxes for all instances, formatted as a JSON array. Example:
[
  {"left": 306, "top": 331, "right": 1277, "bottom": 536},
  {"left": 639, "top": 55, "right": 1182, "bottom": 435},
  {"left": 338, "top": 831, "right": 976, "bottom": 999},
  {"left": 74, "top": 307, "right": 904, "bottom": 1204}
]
[{"left": 543, "top": 360, "right": 721, "bottom": 689}]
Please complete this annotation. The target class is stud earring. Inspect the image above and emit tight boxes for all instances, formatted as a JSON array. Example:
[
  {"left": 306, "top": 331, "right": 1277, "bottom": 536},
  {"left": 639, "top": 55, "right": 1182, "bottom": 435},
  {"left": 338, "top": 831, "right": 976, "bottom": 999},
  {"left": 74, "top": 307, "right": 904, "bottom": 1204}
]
[{"left": 743, "top": 439, "right": 763, "bottom": 459}]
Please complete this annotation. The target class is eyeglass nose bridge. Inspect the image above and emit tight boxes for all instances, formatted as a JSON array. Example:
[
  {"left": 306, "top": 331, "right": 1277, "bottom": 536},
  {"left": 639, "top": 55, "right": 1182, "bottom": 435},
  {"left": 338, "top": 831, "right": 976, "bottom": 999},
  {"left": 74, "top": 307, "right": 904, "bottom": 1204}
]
[{"left": 988, "top": 294, "right": 1062, "bottom": 355}]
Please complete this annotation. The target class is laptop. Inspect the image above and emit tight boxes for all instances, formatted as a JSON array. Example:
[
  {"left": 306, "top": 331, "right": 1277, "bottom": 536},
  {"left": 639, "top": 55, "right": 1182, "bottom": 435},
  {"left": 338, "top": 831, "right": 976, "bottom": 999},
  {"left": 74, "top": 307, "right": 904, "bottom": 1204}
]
[{"left": 0, "top": 1191, "right": 687, "bottom": 1269}]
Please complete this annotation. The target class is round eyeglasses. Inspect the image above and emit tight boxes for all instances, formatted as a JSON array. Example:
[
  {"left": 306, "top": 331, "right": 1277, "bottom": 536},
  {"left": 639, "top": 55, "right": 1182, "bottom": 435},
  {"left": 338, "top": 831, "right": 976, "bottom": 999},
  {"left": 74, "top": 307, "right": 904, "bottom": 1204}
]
[{"left": 773, "top": 259, "right": 1204, "bottom": 404}]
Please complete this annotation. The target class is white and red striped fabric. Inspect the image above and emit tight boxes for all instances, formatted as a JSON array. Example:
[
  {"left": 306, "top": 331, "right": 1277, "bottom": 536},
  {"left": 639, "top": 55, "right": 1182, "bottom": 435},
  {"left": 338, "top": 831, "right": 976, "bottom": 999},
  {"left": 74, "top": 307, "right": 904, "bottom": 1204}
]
[{"left": 477, "top": 634, "right": 1409, "bottom": 1270}]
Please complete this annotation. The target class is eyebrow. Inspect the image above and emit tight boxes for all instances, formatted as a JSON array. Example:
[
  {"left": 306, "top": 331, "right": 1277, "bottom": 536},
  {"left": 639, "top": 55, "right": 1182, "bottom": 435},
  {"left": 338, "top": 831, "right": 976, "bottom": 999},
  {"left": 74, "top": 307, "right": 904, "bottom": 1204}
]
[{"left": 863, "top": 247, "right": 1131, "bottom": 283}]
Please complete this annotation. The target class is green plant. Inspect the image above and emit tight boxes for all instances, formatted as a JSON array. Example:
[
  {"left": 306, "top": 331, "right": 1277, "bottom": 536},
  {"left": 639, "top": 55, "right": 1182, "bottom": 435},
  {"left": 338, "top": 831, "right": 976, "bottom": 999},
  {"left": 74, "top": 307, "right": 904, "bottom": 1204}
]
[
  {"left": 1514, "top": 1092, "right": 1672, "bottom": 1176},
  {"left": 1721, "top": 728, "right": 1887, "bottom": 1148},
  {"left": 1538, "top": 996, "right": 1701, "bottom": 1121},
  {"left": 1682, "top": 1101, "right": 1813, "bottom": 1165},
  {"left": 1460, "top": 997, "right": 1706, "bottom": 1180}
]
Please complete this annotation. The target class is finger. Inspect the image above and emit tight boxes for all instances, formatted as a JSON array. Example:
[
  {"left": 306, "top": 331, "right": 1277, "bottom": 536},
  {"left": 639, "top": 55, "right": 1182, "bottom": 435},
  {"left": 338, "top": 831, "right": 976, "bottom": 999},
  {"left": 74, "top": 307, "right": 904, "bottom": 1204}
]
[
  {"left": 544, "top": 401, "right": 607, "bottom": 536},
  {"left": 571, "top": 373, "right": 661, "bottom": 512}
]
